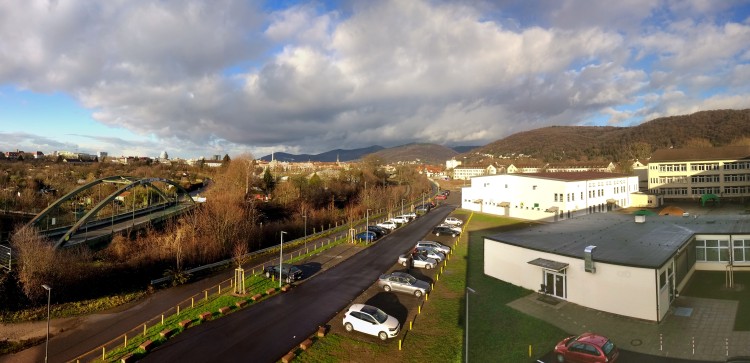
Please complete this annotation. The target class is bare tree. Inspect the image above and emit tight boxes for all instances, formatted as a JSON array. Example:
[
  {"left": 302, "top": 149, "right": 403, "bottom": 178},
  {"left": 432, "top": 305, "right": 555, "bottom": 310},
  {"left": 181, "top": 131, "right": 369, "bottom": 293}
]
[{"left": 10, "top": 226, "right": 56, "bottom": 303}]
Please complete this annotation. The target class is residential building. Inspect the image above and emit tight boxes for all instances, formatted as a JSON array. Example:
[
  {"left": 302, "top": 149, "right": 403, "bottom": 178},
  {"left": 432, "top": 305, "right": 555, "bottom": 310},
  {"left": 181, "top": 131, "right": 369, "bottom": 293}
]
[
  {"left": 452, "top": 164, "right": 501, "bottom": 180},
  {"left": 484, "top": 212, "right": 750, "bottom": 322},
  {"left": 445, "top": 158, "right": 462, "bottom": 169},
  {"left": 461, "top": 172, "right": 638, "bottom": 222},
  {"left": 647, "top": 146, "right": 750, "bottom": 202}
]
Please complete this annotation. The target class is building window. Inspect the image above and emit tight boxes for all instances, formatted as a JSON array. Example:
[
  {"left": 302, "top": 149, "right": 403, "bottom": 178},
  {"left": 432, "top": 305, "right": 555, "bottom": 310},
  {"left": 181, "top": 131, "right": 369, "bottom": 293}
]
[
  {"left": 696, "top": 240, "right": 730, "bottom": 262},
  {"left": 733, "top": 240, "right": 750, "bottom": 262},
  {"left": 580, "top": 192, "right": 583, "bottom": 200},
  {"left": 659, "top": 271, "right": 667, "bottom": 289}
]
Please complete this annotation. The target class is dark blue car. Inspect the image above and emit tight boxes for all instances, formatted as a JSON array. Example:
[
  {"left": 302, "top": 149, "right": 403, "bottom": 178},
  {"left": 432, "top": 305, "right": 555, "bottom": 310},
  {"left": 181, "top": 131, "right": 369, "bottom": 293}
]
[{"left": 355, "top": 231, "right": 377, "bottom": 243}]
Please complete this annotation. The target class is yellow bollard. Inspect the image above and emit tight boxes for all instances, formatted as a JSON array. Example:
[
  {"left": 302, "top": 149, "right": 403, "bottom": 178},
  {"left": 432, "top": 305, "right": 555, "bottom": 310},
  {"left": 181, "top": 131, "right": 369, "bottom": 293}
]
[
  {"left": 436, "top": 274, "right": 439, "bottom": 281},
  {"left": 418, "top": 305, "right": 421, "bottom": 314},
  {"left": 431, "top": 283, "right": 434, "bottom": 290},
  {"left": 177, "top": 305, "right": 180, "bottom": 315},
  {"left": 102, "top": 347, "right": 105, "bottom": 360},
  {"left": 205, "top": 290, "right": 208, "bottom": 300},
  {"left": 219, "top": 284, "right": 221, "bottom": 294},
  {"left": 529, "top": 345, "right": 532, "bottom": 357},
  {"left": 410, "top": 321, "right": 412, "bottom": 330},
  {"left": 399, "top": 339, "right": 402, "bottom": 350},
  {"left": 143, "top": 324, "right": 146, "bottom": 336},
  {"left": 124, "top": 333, "right": 127, "bottom": 348},
  {"left": 192, "top": 297, "right": 194, "bottom": 308},
  {"left": 426, "top": 293, "right": 428, "bottom": 301},
  {"left": 161, "top": 314, "right": 164, "bottom": 325}
]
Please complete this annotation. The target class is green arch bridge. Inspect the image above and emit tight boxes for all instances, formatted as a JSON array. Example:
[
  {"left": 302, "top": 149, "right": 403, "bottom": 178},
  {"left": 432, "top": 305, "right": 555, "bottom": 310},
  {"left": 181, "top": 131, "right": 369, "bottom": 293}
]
[{"left": 26, "top": 175, "right": 197, "bottom": 249}]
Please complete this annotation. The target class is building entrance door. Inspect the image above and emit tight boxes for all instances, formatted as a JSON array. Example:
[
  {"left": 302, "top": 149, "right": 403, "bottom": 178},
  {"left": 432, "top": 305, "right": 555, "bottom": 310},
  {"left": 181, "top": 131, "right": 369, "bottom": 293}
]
[{"left": 544, "top": 270, "right": 566, "bottom": 299}]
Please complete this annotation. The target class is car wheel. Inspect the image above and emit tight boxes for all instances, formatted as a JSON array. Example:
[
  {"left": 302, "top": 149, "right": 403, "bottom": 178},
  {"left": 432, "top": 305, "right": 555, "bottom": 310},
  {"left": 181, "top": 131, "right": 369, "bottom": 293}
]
[
  {"left": 555, "top": 353, "right": 565, "bottom": 363},
  {"left": 344, "top": 323, "right": 353, "bottom": 332},
  {"left": 285, "top": 276, "right": 292, "bottom": 284},
  {"left": 435, "top": 232, "right": 440, "bottom": 236},
  {"left": 452, "top": 233, "right": 458, "bottom": 237},
  {"left": 414, "top": 290, "right": 423, "bottom": 297},
  {"left": 426, "top": 264, "right": 432, "bottom": 270},
  {"left": 384, "top": 285, "right": 392, "bottom": 292},
  {"left": 265, "top": 271, "right": 271, "bottom": 278},
  {"left": 402, "top": 261, "right": 408, "bottom": 267},
  {"left": 378, "top": 331, "right": 388, "bottom": 341}
]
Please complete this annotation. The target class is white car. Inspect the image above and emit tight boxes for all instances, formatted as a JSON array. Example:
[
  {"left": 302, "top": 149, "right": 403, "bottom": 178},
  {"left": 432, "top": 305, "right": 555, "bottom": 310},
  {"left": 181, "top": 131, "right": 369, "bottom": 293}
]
[
  {"left": 342, "top": 304, "right": 401, "bottom": 340},
  {"left": 402, "top": 212, "right": 417, "bottom": 220},
  {"left": 390, "top": 216, "right": 409, "bottom": 224},
  {"left": 444, "top": 217, "right": 463, "bottom": 226},
  {"left": 415, "top": 246, "right": 445, "bottom": 262},
  {"left": 398, "top": 253, "right": 437, "bottom": 269},
  {"left": 377, "top": 221, "right": 398, "bottom": 230},
  {"left": 415, "top": 240, "right": 451, "bottom": 254}
]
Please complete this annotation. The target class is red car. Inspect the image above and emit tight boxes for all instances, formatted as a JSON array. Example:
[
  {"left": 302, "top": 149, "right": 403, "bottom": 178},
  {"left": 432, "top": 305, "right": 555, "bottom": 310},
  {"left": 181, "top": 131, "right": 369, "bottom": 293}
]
[
  {"left": 434, "top": 194, "right": 447, "bottom": 200},
  {"left": 554, "top": 333, "right": 619, "bottom": 363}
]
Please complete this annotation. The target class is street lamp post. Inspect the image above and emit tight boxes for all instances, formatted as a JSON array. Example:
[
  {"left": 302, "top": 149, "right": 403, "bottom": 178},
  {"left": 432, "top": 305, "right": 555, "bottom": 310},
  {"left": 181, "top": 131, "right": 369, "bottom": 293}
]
[
  {"left": 366, "top": 209, "right": 371, "bottom": 237},
  {"left": 401, "top": 199, "right": 405, "bottom": 216},
  {"left": 465, "top": 287, "right": 476, "bottom": 363},
  {"left": 303, "top": 214, "right": 307, "bottom": 250},
  {"left": 279, "top": 231, "right": 287, "bottom": 288},
  {"left": 42, "top": 284, "right": 52, "bottom": 363}
]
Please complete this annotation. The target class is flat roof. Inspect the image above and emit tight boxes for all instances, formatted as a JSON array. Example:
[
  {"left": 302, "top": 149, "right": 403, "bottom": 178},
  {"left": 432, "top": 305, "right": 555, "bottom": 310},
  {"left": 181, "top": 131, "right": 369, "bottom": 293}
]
[
  {"left": 650, "top": 146, "right": 750, "bottom": 162},
  {"left": 517, "top": 171, "right": 634, "bottom": 181},
  {"left": 486, "top": 213, "right": 750, "bottom": 269}
]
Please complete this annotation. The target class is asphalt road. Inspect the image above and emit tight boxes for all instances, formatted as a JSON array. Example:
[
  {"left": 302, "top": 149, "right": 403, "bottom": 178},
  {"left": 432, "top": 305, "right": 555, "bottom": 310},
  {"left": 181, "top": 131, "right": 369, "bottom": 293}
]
[{"left": 143, "top": 205, "right": 455, "bottom": 363}]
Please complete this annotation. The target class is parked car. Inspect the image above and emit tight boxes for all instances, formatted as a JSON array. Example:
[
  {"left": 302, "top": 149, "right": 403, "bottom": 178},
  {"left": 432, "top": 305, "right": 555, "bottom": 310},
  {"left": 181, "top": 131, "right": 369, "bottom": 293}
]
[
  {"left": 415, "top": 240, "right": 451, "bottom": 254},
  {"left": 432, "top": 225, "right": 460, "bottom": 237},
  {"left": 443, "top": 217, "right": 463, "bottom": 226},
  {"left": 554, "top": 333, "right": 619, "bottom": 363},
  {"left": 396, "top": 214, "right": 414, "bottom": 222},
  {"left": 377, "top": 220, "right": 398, "bottom": 230},
  {"left": 390, "top": 216, "right": 409, "bottom": 224},
  {"left": 368, "top": 225, "right": 389, "bottom": 237},
  {"left": 263, "top": 263, "right": 303, "bottom": 283},
  {"left": 342, "top": 304, "right": 401, "bottom": 341},
  {"left": 441, "top": 190, "right": 451, "bottom": 196},
  {"left": 398, "top": 253, "right": 436, "bottom": 269},
  {"left": 377, "top": 272, "right": 431, "bottom": 297},
  {"left": 402, "top": 212, "right": 417, "bottom": 220},
  {"left": 437, "top": 223, "right": 462, "bottom": 234},
  {"left": 355, "top": 231, "right": 377, "bottom": 243},
  {"left": 415, "top": 206, "right": 430, "bottom": 215},
  {"left": 414, "top": 246, "right": 445, "bottom": 262},
  {"left": 434, "top": 194, "right": 447, "bottom": 200}
]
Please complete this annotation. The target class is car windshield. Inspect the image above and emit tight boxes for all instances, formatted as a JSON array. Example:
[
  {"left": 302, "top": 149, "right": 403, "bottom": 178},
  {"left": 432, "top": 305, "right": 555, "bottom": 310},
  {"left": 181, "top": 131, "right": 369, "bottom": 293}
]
[
  {"left": 362, "top": 306, "right": 388, "bottom": 324},
  {"left": 601, "top": 340, "right": 616, "bottom": 356},
  {"left": 404, "top": 275, "right": 416, "bottom": 284}
]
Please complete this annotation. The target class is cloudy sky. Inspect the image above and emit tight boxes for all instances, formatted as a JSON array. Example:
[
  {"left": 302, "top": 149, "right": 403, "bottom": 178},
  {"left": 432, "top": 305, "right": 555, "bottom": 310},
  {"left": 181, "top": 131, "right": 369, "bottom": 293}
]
[{"left": 1, "top": 0, "right": 749, "bottom": 159}]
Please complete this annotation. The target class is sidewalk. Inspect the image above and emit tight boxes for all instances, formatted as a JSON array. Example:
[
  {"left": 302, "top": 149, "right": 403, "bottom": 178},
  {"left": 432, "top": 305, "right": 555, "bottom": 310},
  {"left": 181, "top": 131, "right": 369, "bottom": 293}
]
[{"left": 509, "top": 292, "right": 749, "bottom": 362}]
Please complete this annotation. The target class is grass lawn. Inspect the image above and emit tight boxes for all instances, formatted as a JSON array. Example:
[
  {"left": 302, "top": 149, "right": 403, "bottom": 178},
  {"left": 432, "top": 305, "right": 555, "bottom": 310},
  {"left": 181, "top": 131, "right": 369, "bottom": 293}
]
[
  {"left": 681, "top": 270, "right": 750, "bottom": 330},
  {"left": 296, "top": 211, "right": 567, "bottom": 362}
]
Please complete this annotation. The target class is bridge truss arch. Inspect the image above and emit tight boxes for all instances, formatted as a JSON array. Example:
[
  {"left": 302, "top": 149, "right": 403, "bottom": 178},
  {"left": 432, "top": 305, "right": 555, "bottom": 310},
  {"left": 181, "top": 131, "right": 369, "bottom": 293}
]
[{"left": 27, "top": 175, "right": 195, "bottom": 249}]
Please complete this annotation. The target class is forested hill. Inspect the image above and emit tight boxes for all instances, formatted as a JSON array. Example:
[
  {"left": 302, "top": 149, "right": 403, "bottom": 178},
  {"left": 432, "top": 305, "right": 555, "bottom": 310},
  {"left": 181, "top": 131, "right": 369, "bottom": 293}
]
[
  {"left": 369, "top": 143, "right": 458, "bottom": 164},
  {"left": 467, "top": 109, "right": 750, "bottom": 163}
]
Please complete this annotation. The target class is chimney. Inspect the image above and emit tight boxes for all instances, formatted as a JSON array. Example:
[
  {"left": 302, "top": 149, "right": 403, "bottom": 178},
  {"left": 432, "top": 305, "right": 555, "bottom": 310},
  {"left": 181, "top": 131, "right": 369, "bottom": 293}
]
[{"left": 584, "top": 245, "right": 597, "bottom": 273}]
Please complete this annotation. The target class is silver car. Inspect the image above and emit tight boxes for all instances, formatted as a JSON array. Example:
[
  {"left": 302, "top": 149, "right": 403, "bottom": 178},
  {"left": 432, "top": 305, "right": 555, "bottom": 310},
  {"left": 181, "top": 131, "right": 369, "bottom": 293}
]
[
  {"left": 414, "top": 246, "right": 445, "bottom": 262},
  {"left": 377, "top": 272, "right": 431, "bottom": 297},
  {"left": 415, "top": 240, "right": 451, "bottom": 254},
  {"left": 398, "top": 253, "right": 437, "bottom": 269}
]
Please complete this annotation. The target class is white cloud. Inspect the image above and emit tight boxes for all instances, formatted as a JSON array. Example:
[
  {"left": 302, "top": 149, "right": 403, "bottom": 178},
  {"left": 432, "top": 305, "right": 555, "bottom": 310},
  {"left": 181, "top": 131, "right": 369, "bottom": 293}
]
[{"left": 0, "top": 0, "right": 749, "bottom": 157}]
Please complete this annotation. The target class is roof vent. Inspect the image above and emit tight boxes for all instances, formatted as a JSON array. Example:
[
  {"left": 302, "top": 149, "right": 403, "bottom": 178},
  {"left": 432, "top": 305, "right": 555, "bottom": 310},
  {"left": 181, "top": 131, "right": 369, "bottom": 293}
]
[
  {"left": 584, "top": 245, "right": 597, "bottom": 273},
  {"left": 635, "top": 215, "right": 646, "bottom": 223}
]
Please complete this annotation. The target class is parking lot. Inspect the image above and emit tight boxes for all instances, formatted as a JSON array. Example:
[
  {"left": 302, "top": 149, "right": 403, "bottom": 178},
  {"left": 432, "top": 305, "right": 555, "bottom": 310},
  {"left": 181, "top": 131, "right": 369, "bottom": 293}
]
[{"left": 325, "top": 214, "right": 464, "bottom": 346}]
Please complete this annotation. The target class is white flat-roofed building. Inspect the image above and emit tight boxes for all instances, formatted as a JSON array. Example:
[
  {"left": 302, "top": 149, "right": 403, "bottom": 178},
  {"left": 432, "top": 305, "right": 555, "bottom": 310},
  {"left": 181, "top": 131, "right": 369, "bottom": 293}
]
[
  {"left": 461, "top": 172, "right": 639, "bottom": 222},
  {"left": 485, "top": 212, "right": 750, "bottom": 322}
]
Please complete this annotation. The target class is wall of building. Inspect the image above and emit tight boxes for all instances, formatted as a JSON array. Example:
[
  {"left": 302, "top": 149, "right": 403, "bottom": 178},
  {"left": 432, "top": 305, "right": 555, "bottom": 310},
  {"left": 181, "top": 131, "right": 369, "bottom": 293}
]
[
  {"left": 461, "top": 174, "right": 638, "bottom": 222},
  {"left": 485, "top": 239, "right": 659, "bottom": 321}
]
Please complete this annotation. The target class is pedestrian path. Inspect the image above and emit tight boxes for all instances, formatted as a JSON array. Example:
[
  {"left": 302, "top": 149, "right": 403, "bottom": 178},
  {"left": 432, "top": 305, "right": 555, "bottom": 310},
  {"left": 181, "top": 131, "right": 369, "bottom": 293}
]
[{"left": 509, "top": 293, "right": 750, "bottom": 361}]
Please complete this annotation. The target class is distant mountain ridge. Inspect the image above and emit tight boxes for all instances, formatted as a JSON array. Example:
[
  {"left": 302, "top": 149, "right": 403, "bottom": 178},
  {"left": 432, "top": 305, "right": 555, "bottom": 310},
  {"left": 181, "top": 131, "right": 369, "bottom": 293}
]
[
  {"left": 465, "top": 109, "right": 750, "bottom": 163},
  {"left": 369, "top": 143, "right": 459, "bottom": 164},
  {"left": 260, "top": 146, "right": 385, "bottom": 162}
]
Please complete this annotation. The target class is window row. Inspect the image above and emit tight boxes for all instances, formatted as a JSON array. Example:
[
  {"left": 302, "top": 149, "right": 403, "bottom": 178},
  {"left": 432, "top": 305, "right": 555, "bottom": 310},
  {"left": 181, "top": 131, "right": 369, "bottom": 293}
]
[
  {"left": 696, "top": 240, "right": 750, "bottom": 262},
  {"left": 691, "top": 163, "right": 720, "bottom": 171}
]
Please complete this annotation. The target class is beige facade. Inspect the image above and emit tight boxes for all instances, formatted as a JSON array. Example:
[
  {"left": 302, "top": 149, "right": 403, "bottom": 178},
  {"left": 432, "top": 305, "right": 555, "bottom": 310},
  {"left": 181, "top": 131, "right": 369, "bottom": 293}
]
[{"left": 647, "top": 146, "right": 750, "bottom": 201}]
